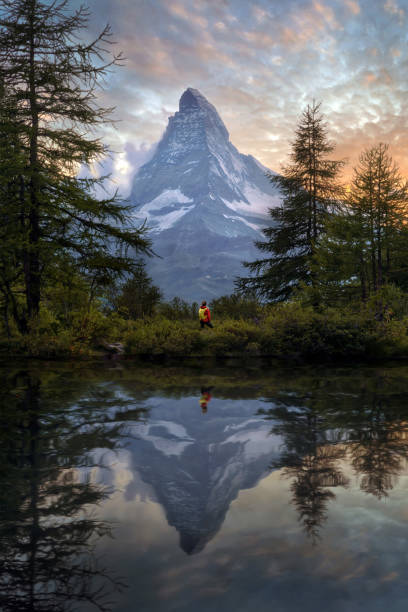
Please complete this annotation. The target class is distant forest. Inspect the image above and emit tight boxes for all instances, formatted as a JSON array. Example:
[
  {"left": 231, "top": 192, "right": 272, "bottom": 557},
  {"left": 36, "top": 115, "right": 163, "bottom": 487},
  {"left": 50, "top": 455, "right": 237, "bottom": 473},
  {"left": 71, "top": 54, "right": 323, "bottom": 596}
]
[{"left": 2, "top": 0, "right": 408, "bottom": 361}]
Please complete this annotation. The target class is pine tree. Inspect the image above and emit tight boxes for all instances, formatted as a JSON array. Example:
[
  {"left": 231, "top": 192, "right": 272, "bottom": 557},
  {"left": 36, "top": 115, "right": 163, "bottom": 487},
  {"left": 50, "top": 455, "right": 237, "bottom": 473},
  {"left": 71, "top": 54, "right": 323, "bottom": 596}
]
[
  {"left": 112, "top": 259, "right": 162, "bottom": 319},
  {"left": 237, "top": 102, "right": 344, "bottom": 301},
  {"left": 315, "top": 143, "right": 408, "bottom": 307},
  {"left": 0, "top": 0, "right": 151, "bottom": 331}
]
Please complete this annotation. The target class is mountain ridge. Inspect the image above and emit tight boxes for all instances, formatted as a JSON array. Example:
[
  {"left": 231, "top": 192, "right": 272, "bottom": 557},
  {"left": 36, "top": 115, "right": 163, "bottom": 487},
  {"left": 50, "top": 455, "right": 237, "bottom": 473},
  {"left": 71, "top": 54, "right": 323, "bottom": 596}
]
[{"left": 130, "top": 88, "right": 281, "bottom": 301}]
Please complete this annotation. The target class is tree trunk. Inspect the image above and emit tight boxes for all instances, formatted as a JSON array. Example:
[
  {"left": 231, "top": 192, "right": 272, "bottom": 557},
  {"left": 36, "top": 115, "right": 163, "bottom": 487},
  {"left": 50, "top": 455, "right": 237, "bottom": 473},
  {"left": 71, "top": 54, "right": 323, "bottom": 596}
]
[
  {"left": 360, "top": 255, "right": 367, "bottom": 303},
  {"left": 26, "top": 0, "right": 41, "bottom": 320}
]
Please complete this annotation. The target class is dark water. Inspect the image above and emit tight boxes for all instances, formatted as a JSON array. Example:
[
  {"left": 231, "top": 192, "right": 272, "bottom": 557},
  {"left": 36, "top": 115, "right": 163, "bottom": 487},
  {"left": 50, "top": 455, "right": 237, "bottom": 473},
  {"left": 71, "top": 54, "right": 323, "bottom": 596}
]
[{"left": 2, "top": 360, "right": 408, "bottom": 611}]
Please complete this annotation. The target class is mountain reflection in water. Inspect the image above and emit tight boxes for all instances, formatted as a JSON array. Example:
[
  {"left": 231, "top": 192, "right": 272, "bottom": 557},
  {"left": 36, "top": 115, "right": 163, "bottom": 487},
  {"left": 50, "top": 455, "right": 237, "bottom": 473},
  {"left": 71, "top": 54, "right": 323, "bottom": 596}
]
[
  {"left": 122, "top": 393, "right": 281, "bottom": 555},
  {"left": 2, "top": 363, "right": 408, "bottom": 612}
]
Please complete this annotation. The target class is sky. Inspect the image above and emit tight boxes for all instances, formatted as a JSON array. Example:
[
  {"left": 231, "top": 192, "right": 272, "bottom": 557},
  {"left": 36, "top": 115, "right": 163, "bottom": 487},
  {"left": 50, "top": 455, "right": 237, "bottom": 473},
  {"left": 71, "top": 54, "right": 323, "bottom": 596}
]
[{"left": 69, "top": 0, "right": 408, "bottom": 194}]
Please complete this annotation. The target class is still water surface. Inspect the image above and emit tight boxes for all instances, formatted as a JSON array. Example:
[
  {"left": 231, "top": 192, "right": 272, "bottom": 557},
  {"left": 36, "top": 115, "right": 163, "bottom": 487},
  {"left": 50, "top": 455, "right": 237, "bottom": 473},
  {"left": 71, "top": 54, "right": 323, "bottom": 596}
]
[{"left": 2, "top": 360, "right": 408, "bottom": 611}]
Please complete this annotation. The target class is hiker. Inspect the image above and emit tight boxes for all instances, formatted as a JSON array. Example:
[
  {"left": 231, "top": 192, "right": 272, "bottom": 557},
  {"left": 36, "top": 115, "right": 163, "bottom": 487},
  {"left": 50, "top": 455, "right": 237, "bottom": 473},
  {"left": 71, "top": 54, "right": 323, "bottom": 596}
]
[
  {"left": 199, "top": 386, "right": 213, "bottom": 414},
  {"left": 198, "top": 301, "right": 213, "bottom": 329}
]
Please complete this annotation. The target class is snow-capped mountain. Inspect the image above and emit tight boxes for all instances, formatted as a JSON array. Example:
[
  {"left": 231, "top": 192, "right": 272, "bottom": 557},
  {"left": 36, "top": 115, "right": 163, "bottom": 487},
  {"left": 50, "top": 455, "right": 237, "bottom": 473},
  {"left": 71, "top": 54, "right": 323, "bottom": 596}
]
[{"left": 130, "top": 88, "right": 281, "bottom": 301}]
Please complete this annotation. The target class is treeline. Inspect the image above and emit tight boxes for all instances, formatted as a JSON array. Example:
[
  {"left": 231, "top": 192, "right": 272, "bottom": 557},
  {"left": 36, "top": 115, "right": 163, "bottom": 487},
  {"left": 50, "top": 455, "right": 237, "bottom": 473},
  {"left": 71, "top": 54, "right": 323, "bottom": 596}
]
[
  {"left": 3, "top": 285, "right": 408, "bottom": 361},
  {"left": 2, "top": 2, "right": 408, "bottom": 361}
]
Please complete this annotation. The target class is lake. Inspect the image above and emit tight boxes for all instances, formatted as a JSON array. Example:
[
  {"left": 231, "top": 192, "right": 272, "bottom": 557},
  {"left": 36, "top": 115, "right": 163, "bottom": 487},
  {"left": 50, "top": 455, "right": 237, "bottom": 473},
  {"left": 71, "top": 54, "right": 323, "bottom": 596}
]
[{"left": 2, "top": 360, "right": 408, "bottom": 612}]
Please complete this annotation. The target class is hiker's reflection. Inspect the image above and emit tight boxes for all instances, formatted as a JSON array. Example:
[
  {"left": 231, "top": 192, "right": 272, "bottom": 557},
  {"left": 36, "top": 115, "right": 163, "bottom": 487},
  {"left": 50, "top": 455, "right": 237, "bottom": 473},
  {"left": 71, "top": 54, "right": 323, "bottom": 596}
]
[{"left": 199, "top": 387, "right": 213, "bottom": 413}]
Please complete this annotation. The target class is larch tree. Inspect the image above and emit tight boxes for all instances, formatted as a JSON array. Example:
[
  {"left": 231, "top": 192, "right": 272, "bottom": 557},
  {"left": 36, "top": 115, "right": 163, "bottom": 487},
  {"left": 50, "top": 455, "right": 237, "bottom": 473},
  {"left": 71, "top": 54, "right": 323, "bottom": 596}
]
[
  {"left": 0, "top": 0, "right": 151, "bottom": 332},
  {"left": 349, "top": 143, "right": 408, "bottom": 293},
  {"left": 237, "top": 101, "right": 344, "bottom": 302},
  {"left": 315, "top": 143, "right": 408, "bottom": 307}
]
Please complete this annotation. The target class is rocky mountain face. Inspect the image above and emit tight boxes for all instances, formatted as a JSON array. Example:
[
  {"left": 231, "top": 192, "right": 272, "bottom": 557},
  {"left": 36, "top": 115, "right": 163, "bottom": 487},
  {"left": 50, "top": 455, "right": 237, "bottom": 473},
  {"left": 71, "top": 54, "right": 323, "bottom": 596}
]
[{"left": 130, "top": 88, "right": 281, "bottom": 301}]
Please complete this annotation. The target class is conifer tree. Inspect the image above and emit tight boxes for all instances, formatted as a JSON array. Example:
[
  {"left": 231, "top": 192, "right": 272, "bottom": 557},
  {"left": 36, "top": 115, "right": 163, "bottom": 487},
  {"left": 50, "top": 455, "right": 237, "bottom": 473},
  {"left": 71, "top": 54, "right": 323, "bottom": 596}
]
[
  {"left": 112, "top": 259, "right": 162, "bottom": 319},
  {"left": 315, "top": 143, "right": 408, "bottom": 306},
  {"left": 237, "top": 102, "right": 344, "bottom": 301},
  {"left": 349, "top": 143, "right": 408, "bottom": 293},
  {"left": 0, "top": 0, "right": 151, "bottom": 330}
]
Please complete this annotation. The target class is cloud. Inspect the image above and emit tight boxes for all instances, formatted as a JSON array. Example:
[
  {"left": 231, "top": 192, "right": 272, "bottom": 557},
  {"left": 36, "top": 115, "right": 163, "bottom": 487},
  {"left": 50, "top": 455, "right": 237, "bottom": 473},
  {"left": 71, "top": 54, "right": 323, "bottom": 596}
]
[
  {"left": 313, "top": 0, "right": 343, "bottom": 30},
  {"left": 65, "top": 0, "right": 408, "bottom": 189},
  {"left": 80, "top": 142, "right": 157, "bottom": 199},
  {"left": 345, "top": 0, "right": 360, "bottom": 14},
  {"left": 384, "top": 0, "right": 405, "bottom": 22}
]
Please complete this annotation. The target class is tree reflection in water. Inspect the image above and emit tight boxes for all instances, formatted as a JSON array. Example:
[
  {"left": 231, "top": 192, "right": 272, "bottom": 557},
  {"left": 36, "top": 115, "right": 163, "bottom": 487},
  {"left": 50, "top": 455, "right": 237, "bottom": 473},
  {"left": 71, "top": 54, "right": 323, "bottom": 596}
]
[
  {"left": 0, "top": 370, "right": 148, "bottom": 612},
  {"left": 260, "top": 402, "right": 349, "bottom": 543},
  {"left": 346, "top": 397, "right": 408, "bottom": 499},
  {"left": 260, "top": 375, "right": 408, "bottom": 542}
]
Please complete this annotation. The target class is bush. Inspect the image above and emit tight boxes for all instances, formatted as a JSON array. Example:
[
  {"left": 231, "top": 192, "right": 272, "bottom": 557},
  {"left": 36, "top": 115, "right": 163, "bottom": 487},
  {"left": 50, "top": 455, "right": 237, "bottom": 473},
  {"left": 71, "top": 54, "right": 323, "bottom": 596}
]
[
  {"left": 201, "top": 319, "right": 261, "bottom": 355},
  {"left": 18, "top": 308, "right": 78, "bottom": 357},
  {"left": 157, "top": 297, "right": 198, "bottom": 321},
  {"left": 258, "top": 303, "right": 379, "bottom": 359},
  {"left": 210, "top": 293, "right": 262, "bottom": 320},
  {"left": 123, "top": 317, "right": 203, "bottom": 356}
]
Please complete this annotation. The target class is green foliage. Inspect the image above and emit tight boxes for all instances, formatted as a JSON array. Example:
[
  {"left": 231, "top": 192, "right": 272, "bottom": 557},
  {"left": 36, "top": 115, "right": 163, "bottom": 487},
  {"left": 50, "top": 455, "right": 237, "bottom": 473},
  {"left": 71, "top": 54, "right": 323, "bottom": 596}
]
[
  {"left": 314, "top": 144, "right": 408, "bottom": 309},
  {"left": 2, "top": 289, "right": 408, "bottom": 362},
  {"left": 157, "top": 297, "right": 198, "bottom": 321},
  {"left": 110, "top": 260, "right": 162, "bottom": 320},
  {"left": 364, "top": 284, "right": 408, "bottom": 320},
  {"left": 349, "top": 143, "right": 408, "bottom": 293},
  {"left": 209, "top": 293, "right": 261, "bottom": 320},
  {"left": 3, "top": 303, "right": 129, "bottom": 358},
  {"left": 260, "top": 303, "right": 375, "bottom": 359},
  {"left": 116, "top": 302, "right": 408, "bottom": 362},
  {"left": 200, "top": 319, "right": 261, "bottom": 355},
  {"left": 308, "top": 144, "right": 408, "bottom": 320},
  {"left": 123, "top": 317, "right": 203, "bottom": 356},
  {"left": 18, "top": 308, "right": 77, "bottom": 358},
  {"left": 43, "top": 271, "right": 91, "bottom": 325}
]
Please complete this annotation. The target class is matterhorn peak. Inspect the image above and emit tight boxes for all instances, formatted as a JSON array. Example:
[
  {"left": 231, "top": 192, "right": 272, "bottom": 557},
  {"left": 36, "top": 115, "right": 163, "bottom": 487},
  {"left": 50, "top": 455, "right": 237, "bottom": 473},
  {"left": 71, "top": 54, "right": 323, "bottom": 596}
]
[
  {"left": 130, "top": 88, "right": 281, "bottom": 300},
  {"left": 170, "top": 87, "right": 230, "bottom": 144},
  {"left": 179, "top": 87, "right": 209, "bottom": 110},
  {"left": 179, "top": 87, "right": 223, "bottom": 123}
]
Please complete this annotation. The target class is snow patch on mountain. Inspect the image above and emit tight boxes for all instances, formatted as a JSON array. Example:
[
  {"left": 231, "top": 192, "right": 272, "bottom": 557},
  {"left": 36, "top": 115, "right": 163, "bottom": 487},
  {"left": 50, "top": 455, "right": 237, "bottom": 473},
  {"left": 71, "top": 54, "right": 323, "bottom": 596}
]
[
  {"left": 242, "top": 183, "right": 281, "bottom": 214},
  {"left": 151, "top": 207, "right": 192, "bottom": 232},
  {"left": 138, "top": 188, "right": 193, "bottom": 215},
  {"left": 223, "top": 214, "right": 262, "bottom": 233},
  {"left": 137, "top": 188, "right": 194, "bottom": 232}
]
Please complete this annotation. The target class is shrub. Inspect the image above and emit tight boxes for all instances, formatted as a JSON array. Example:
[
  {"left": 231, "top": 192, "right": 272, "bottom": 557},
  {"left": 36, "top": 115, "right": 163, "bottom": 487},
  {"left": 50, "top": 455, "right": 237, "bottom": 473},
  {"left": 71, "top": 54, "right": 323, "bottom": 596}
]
[
  {"left": 199, "top": 319, "right": 261, "bottom": 355},
  {"left": 157, "top": 297, "right": 198, "bottom": 321},
  {"left": 18, "top": 308, "right": 77, "bottom": 357},
  {"left": 210, "top": 293, "right": 262, "bottom": 321},
  {"left": 123, "top": 317, "right": 203, "bottom": 356}
]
